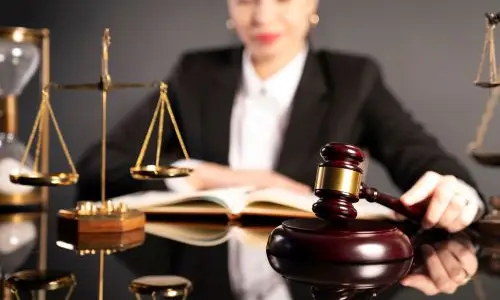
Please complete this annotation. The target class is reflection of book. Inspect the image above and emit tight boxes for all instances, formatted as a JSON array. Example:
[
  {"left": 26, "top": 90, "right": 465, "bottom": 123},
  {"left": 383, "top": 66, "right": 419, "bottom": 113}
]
[
  {"left": 110, "top": 186, "right": 397, "bottom": 220},
  {"left": 144, "top": 221, "right": 275, "bottom": 248}
]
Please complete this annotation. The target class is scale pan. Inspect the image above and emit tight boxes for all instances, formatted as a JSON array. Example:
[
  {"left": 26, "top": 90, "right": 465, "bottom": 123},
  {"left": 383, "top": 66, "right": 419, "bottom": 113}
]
[
  {"left": 9, "top": 172, "right": 79, "bottom": 186},
  {"left": 470, "top": 151, "right": 500, "bottom": 166},
  {"left": 130, "top": 165, "right": 192, "bottom": 180},
  {"left": 474, "top": 81, "right": 500, "bottom": 88}
]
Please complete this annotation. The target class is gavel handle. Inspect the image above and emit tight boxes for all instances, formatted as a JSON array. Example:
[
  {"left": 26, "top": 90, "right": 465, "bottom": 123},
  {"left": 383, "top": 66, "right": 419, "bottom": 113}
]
[{"left": 360, "top": 183, "right": 427, "bottom": 222}]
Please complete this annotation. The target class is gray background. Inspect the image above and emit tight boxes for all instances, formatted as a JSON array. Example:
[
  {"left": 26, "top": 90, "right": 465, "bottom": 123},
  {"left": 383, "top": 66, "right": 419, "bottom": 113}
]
[{"left": 2, "top": 1, "right": 500, "bottom": 299}]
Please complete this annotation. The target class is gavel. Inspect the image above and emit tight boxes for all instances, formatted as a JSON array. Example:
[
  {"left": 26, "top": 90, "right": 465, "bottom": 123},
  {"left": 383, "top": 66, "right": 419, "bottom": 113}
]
[
  {"left": 313, "top": 142, "right": 427, "bottom": 223},
  {"left": 266, "top": 142, "right": 432, "bottom": 299}
]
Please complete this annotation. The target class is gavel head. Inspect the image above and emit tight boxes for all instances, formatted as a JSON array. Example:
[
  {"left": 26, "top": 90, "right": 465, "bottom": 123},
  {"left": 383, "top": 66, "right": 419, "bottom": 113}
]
[{"left": 312, "top": 142, "right": 365, "bottom": 222}]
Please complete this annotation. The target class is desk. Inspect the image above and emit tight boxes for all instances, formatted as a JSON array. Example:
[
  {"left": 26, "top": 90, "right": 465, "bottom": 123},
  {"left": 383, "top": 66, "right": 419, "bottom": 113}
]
[{"left": 1, "top": 187, "right": 499, "bottom": 300}]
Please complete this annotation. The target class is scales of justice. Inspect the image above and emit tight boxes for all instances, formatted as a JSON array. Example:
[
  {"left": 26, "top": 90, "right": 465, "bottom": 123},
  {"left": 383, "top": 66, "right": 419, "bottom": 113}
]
[
  {"left": 8, "top": 28, "right": 193, "bottom": 233},
  {"left": 469, "top": 12, "right": 500, "bottom": 231}
]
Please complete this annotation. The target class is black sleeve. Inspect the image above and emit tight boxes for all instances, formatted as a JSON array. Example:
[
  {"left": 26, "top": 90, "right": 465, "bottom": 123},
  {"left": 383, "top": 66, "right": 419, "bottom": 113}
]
[
  {"left": 359, "top": 58, "right": 481, "bottom": 195},
  {"left": 75, "top": 57, "right": 186, "bottom": 201}
]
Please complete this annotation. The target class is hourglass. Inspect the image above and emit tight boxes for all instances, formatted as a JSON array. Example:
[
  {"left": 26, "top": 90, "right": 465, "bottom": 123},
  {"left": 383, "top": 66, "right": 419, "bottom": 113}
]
[{"left": 0, "top": 27, "right": 50, "bottom": 208}]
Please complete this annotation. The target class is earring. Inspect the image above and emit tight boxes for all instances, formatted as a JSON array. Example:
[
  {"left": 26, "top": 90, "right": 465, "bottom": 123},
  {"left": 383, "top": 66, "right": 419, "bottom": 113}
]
[
  {"left": 226, "top": 19, "right": 234, "bottom": 30},
  {"left": 310, "top": 14, "right": 319, "bottom": 27}
]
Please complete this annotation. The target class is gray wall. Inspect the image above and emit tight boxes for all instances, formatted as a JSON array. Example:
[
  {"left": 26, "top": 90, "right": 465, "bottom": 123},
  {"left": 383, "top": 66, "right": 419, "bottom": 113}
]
[{"left": 2, "top": 1, "right": 500, "bottom": 299}]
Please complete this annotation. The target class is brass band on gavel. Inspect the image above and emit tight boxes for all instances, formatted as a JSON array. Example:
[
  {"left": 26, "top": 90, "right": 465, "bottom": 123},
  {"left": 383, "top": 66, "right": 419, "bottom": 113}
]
[{"left": 314, "top": 165, "right": 362, "bottom": 197}]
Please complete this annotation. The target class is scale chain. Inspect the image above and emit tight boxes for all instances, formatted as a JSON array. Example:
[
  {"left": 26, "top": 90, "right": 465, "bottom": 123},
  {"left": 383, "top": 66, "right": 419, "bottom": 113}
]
[
  {"left": 134, "top": 82, "right": 190, "bottom": 168},
  {"left": 475, "top": 21, "right": 490, "bottom": 83},
  {"left": 19, "top": 86, "right": 77, "bottom": 175},
  {"left": 469, "top": 86, "right": 500, "bottom": 152},
  {"left": 20, "top": 90, "right": 45, "bottom": 171},
  {"left": 32, "top": 91, "right": 47, "bottom": 172},
  {"left": 163, "top": 84, "right": 190, "bottom": 160},
  {"left": 135, "top": 93, "right": 162, "bottom": 168}
]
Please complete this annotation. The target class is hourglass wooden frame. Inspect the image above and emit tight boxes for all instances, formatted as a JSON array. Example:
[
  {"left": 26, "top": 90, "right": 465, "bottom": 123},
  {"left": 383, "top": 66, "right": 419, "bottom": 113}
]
[
  {"left": 8, "top": 28, "right": 193, "bottom": 233},
  {"left": 0, "top": 26, "right": 50, "bottom": 206},
  {"left": 468, "top": 12, "right": 500, "bottom": 166}
]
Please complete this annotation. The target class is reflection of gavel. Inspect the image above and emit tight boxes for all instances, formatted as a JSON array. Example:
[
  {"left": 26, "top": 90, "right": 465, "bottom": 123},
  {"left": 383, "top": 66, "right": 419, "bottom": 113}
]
[{"left": 313, "top": 143, "right": 427, "bottom": 223}]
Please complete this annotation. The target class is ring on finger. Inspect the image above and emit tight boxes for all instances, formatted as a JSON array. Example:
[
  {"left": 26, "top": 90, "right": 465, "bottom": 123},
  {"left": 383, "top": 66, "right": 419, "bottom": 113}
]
[
  {"left": 452, "top": 191, "right": 469, "bottom": 207},
  {"left": 460, "top": 275, "right": 472, "bottom": 285},
  {"left": 459, "top": 269, "right": 472, "bottom": 285}
]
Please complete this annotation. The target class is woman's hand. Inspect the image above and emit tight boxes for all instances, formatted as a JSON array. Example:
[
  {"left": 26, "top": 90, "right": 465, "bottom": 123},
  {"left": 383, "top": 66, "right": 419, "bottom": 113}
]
[
  {"left": 400, "top": 171, "right": 483, "bottom": 232},
  {"left": 400, "top": 233, "right": 478, "bottom": 296},
  {"left": 186, "top": 162, "right": 312, "bottom": 194}
]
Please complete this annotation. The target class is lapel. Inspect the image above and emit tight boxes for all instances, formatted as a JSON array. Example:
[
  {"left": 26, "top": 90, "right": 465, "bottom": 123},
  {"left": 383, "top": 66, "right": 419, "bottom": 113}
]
[
  {"left": 200, "top": 47, "right": 243, "bottom": 165},
  {"left": 275, "top": 50, "right": 332, "bottom": 180}
]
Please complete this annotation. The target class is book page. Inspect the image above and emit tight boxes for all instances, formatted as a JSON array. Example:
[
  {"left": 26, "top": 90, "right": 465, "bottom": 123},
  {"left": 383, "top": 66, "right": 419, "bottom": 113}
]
[
  {"left": 244, "top": 187, "right": 398, "bottom": 220},
  {"left": 245, "top": 187, "right": 315, "bottom": 212},
  {"left": 107, "top": 186, "right": 254, "bottom": 213}
]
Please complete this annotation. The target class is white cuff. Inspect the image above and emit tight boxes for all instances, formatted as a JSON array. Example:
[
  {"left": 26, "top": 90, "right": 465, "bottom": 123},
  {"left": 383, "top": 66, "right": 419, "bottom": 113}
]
[{"left": 164, "top": 159, "right": 204, "bottom": 193}]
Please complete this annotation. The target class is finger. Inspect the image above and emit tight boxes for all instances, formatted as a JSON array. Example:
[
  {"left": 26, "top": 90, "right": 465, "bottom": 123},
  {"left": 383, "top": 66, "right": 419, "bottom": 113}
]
[
  {"left": 400, "top": 274, "right": 440, "bottom": 296},
  {"left": 401, "top": 171, "right": 442, "bottom": 206},
  {"left": 447, "top": 240, "right": 479, "bottom": 278},
  {"left": 424, "top": 176, "right": 457, "bottom": 229},
  {"left": 435, "top": 246, "right": 467, "bottom": 284},
  {"left": 437, "top": 192, "right": 467, "bottom": 231},
  {"left": 422, "top": 245, "right": 458, "bottom": 294},
  {"left": 448, "top": 199, "right": 479, "bottom": 233}
]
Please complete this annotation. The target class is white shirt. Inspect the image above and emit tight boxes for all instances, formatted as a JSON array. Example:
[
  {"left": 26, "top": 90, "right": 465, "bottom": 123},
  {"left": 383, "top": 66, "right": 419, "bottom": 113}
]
[
  {"left": 165, "top": 47, "right": 308, "bottom": 300},
  {"left": 163, "top": 47, "right": 485, "bottom": 299}
]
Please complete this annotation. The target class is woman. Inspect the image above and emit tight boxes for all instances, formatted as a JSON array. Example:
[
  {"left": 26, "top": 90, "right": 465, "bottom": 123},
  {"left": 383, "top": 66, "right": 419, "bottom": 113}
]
[{"left": 78, "top": 0, "right": 481, "bottom": 294}]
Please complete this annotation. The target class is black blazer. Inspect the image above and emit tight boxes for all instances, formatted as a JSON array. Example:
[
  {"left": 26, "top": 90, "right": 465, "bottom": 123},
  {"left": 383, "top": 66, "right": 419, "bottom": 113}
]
[{"left": 76, "top": 45, "right": 479, "bottom": 200}]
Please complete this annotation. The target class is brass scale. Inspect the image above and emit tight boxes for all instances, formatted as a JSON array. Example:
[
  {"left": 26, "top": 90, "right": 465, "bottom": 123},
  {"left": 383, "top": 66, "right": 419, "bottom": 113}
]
[{"left": 8, "top": 28, "right": 192, "bottom": 231}]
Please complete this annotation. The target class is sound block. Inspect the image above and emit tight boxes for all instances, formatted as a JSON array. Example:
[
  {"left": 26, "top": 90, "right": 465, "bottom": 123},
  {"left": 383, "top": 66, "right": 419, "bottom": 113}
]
[
  {"left": 266, "top": 218, "right": 413, "bottom": 264},
  {"left": 57, "top": 201, "right": 145, "bottom": 233},
  {"left": 56, "top": 227, "right": 145, "bottom": 255},
  {"left": 477, "top": 196, "right": 500, "bottom": 235},
  {"left": 478, "top": 218, "right": 500, "bottom": 235}
]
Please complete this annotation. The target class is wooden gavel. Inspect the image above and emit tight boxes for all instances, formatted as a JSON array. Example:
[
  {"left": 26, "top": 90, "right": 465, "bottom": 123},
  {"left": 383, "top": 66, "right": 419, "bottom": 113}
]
[
  {"left": 312, "top": 142, "right": 427, "bottom": 223},
  {"left": 266, "top": 142, "right": 433, "bottom": 299}
]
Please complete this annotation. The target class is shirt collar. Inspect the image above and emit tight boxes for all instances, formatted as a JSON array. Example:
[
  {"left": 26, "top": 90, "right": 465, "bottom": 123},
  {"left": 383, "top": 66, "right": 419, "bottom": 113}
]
[{"left": 241, "top": 46, "right": 309, "bottom": 108}]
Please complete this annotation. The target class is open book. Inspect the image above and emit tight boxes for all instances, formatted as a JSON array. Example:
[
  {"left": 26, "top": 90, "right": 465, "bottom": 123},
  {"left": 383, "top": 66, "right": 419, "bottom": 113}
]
[{"left": 109, "top": 186, "right": 399, "bottom": 220}]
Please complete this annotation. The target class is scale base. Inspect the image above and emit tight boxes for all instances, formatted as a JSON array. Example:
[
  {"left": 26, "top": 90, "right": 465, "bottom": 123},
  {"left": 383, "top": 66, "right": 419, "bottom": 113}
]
[{"left": 57, "top": 201, "right": 145, "bottom": 233}]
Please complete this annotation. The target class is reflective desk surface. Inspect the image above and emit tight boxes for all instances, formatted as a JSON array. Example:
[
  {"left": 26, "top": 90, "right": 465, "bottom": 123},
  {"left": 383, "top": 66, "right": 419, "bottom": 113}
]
[{"left": 1, "top": 188, "right": 500, "bottom": 300}]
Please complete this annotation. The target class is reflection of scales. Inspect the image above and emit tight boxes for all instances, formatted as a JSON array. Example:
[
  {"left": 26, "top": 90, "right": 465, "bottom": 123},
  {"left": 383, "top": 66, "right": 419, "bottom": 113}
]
[
  {"left": 2, "top": 213, "right": 77, "bottom": 300},
  {"left": 8, "top": 28, "right": 192, "bottom": 233}
]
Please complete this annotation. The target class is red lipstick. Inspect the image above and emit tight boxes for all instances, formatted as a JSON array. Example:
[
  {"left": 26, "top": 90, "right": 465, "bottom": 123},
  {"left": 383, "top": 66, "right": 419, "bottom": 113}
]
[{"left": 254, "top": 33, "right": 281, "bottom": 44}]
